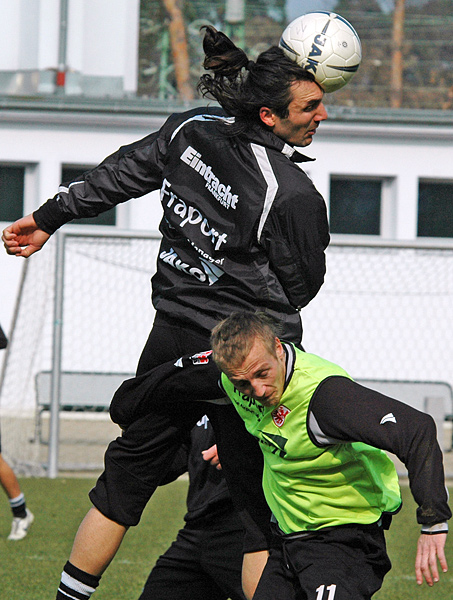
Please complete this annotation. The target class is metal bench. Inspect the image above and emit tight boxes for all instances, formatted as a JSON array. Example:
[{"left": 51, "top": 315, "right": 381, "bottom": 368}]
[
  {"left": 34, "top": 373, "right": 453, "bottom": 450},
  {"left": 34, "top": 370, "right": 134, "bottom": 443},
  {"left": 356, "top": 379, "right": 453, "bottom": 452}
]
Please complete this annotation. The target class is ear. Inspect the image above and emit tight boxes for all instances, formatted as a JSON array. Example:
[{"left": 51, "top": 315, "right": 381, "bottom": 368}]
[
  {"left": 275, "top": 337, "right": 284, "bottom": 359},
  {"left": 259, "top": 106, "right": 276, "bottom": 128}
]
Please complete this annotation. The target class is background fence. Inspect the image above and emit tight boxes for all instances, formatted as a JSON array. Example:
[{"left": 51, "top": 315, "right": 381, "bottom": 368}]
[
  {"left": 138, "top": 0, "right": 453, "bottom": 110},
  {"left": 1, "top": 229, "right": 452, "bottom": 475}
]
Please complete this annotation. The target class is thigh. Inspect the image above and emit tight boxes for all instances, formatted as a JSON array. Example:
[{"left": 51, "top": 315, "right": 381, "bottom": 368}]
[
  {"left": 110, "top": 349, "right": 222, "bottom": 428},
  {"left": 139, "top": 527, "right": 229, "bottom": 600},
  {"left": 287, "top": 526, "right": 391, "bottom": 600},
  {"left": 93, "top": 318, "right": 220, "bottom": 525},
  {"left": 253, "top": 546, "right": 303, "bottom": 600},
  {"left": 89, "top": 402, "right": 207, "bottom": 526},
  {"left": 137, "top": 313, "right": 211, "bottom": 375}
]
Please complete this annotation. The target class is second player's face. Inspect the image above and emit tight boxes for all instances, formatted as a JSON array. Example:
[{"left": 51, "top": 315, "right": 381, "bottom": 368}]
[
  {"left": 224, "top": 337, "right": 286, "bottom": 408},
  {"left": 262, "top": 80, "right": 328, "bottom": 147}
]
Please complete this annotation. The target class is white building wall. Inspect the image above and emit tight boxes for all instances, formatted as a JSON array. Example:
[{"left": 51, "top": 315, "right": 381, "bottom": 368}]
[
  {"left": 0, "top": 0, "right": 139, "bottom": 94},
  {"left": 67, "top": 0, "right": 139, "bottom": 91},
  {"left": 0, "top": 2, "right": 23, "bottom": 69},
  {"left": 17, "top": 0, "right": 40, "bottom": 69},
  {"left": 37, "top": 0, "right": 62, "bottom": 70}
]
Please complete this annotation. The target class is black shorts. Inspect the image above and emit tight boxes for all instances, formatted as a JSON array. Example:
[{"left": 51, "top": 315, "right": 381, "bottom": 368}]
[
  {"left": 253, "top": 523, "right": 391, "bottom": 600},
  {"left": 138, "top": 511, "right": 245, "bottom": 600},
  {"left": 89, "top": 313, "right": 271, "bottom": 552}
]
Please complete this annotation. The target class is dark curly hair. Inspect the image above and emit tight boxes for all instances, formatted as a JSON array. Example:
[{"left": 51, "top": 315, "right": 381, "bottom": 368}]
[{"left": 197, "top": 26, "right": 318, "bottom": 133}]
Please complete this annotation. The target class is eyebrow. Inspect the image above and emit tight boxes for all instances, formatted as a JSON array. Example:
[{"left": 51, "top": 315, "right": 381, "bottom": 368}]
[
  {"left": 231, "top": 366, "right": 270, "bottom": 383},
  {"left": 304, "top": 98, "right": 323, "bottom": 111}
]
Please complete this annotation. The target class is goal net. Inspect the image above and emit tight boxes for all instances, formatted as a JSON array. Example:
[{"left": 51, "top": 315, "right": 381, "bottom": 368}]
[
  {"left": 302, "top": 242, "right": 453, "bottom": 383},
  {"left": 1, "top": 231, "right": 452, "bottom": 475},
  {"left": 0, "top": 228, "right": 160, "bottom": 475}
]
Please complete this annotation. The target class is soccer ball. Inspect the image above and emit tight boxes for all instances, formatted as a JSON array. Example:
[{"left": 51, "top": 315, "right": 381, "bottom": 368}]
[{"left": 279, "top": 12, "right": 362, "bottom": 93}]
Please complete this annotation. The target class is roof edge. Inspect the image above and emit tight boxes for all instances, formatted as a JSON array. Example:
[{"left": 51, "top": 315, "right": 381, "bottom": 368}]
[{"left": 1, "top": 94, "right": 453, "bottom": 127}]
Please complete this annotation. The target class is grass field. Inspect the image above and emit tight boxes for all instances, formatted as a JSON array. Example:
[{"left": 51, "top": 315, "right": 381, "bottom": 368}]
[{"left": 0, "top": 478, "right": 452, "bottom": 599}]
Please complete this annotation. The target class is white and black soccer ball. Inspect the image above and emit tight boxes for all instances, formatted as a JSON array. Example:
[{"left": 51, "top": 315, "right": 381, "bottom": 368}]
[{"left": 279, "top": 11, "right": 362, "bottom": 93}]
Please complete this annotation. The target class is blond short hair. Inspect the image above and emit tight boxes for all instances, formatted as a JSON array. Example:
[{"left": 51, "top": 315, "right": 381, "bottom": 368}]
[{"left": 210, "top": 311, "right": 280, "bottom": 373}]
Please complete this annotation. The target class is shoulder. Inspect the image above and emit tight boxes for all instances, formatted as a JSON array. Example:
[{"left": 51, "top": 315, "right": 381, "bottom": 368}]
[
  {"left": 164, "top": 106, "right": 228, "bottom": 136},
  {"left": 267, "top": 171, "right": 327, "bottom": 226},
  {"left": 254, "top": 149, "right": 325, "bottom": 210},
  {"left": 117, "top": 107, "right": 227, "bottom": 158},
  {"left": 294, "top": 347, "right": 350, "bottom": 380}
]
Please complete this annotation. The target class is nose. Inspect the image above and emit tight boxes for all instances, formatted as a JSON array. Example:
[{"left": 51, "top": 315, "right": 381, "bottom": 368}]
[
  {"left": 251, "top": 381, "right": 267, "bottom": 399},
  {"left": 316, "top": 102, "right": 328, "bottom": 122}
]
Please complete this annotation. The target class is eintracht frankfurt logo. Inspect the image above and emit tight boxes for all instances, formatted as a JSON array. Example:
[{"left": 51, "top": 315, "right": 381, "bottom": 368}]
[
  {"left": 272, "top": 405, "right": 291, "bottom": 427},
  {"left": 190, "top": 350, "right": 213, "bottom": 365}
]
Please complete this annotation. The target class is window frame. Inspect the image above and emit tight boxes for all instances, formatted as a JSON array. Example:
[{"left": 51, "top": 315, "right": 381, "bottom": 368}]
[
  {"left": 328, "top": 174, "right": 396, "bottom": 238},
  {"left": 417, "top": 177, "right": 453, "bottom": 240}
]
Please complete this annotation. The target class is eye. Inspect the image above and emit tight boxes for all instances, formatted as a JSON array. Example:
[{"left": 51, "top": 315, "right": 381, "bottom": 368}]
[
  {"left": 234, "top": 380, "right": 248, "bottom": 390},
  {"left": 304, "top": 100, "right": 322, "bottom": 112}
]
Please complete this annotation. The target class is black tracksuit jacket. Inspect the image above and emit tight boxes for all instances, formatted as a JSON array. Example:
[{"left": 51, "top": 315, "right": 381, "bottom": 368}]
[{"left": 33, "top": 106, "right": 329, "bottom": 340}]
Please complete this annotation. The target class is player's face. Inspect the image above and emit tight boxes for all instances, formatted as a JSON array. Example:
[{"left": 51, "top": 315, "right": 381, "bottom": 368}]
[
  {"left": 260, "top": 80, "right": 328, "bottom": 147},
  {"left": 225, "top": 337, "right": 286, "bottom": 407}
]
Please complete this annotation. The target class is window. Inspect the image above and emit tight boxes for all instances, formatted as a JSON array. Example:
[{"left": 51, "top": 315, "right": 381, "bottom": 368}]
[
  {"left": 0, "top": 165, "right": 25, "bottom": 221},
  {"left": 418, "top": 180, "right": 453, "bottom": 238},
  {"left": 329, "top": 177, "right": 382, "bottom": 235},
  {"left": 61, "top": 165, "right": 116, "bottom": 226}
]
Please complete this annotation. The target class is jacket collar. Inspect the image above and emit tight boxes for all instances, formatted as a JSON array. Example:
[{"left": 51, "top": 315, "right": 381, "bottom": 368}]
[
  {"left": 239, "top": 121, "right": 316, "bottom": 164},
  {"left": 199, "top": 108, "right": 316, "bottom": 164}
]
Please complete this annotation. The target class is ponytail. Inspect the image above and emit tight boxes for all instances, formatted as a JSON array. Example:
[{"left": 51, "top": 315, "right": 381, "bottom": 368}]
[
  {"left": 197, "top": 26, "right": 317, "bottom": 131},
  {"left": 201, "top": 26, "right": 248, "bottom": 78}
]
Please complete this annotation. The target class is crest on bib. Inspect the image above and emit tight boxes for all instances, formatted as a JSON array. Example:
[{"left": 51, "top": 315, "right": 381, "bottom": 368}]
[{"left": 272, "top": 405, "right": 291, "bottom": 427}]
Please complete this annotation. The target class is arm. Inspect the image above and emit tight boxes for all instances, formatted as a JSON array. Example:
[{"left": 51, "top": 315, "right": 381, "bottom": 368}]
[
  {"left": 259, "top": 179, "right": 329, "bottom": 309},
  {"left": 162, "top": 424, "right": 220, "bottom": 483},
  {"left": 32, "top": 130, "right": 164, "bottom": 236},
  {"left": 3, "top": 128, "right": 165, "bottom": 258},
  {"left": 309, "top": 376, "right": 451, "bottom": 585}
]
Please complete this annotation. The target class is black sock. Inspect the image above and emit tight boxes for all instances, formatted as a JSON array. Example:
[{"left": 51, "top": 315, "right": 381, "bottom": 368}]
[
  {"left": 56, "top": 561, "right": 101, "bottom": 600},
  {"left": 9, "top": 493, "right": 27, "bottom": 518}
]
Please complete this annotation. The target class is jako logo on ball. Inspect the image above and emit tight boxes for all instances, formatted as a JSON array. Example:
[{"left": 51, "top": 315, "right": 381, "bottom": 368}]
[{"left": 279, "top": 11, "right": 362, "bottom": 93}]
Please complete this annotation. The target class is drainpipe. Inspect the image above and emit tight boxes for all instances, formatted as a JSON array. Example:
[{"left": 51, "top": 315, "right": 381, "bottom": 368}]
[
  {"left": 56, "top": 0, "right": 69, "bottom": 91},
  {"left": 225, "top": 0, "right": 245, "bottom": 47}
]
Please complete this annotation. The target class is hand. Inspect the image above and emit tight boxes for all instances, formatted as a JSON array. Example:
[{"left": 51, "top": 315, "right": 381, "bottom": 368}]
[
  {"left": 415, "top": 533, "right": 448, "bottom": 586},
  {"left": 201, "top": 444, "right": 222, "bottom": 470},
  {"left": 2, "top": 214, "right": 50, "bottom": 257}
]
